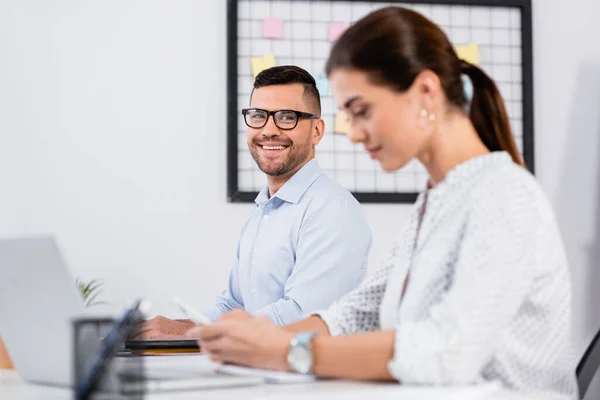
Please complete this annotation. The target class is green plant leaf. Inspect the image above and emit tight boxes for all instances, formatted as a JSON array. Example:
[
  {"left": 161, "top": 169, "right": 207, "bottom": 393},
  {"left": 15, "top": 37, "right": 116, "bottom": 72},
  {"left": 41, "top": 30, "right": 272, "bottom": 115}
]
[
  {"left": 76, "top": 277, "right": 107, "bottom": 307},
  {"left": 84, "top": 289, "right": 104, "bottom": 307}
]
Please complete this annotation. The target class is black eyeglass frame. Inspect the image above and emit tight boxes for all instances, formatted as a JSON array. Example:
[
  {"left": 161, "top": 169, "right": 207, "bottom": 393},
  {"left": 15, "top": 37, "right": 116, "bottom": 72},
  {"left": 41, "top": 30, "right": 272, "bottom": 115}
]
[{"left": 241, "top": 108, "right": 319, "bottom": 130}]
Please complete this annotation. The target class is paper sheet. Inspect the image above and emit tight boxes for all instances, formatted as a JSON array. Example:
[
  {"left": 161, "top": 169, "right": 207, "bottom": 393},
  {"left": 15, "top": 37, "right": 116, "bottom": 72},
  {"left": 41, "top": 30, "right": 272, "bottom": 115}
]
[
  {"left": 329, "top": 21, "right": 349, "bottom": 42},
  {"left": 251, "top": 53, "right": 277, "bottom": 77},
  {"left": 455, "top": 43, "right": 480, "bottom": 65},
  {"left": 334, "top": 111, "right": 350, "bottom": 134},
  {"left": 262, "top": 17, "right": 284, "bottom": 39},
  {"left": 316, "top": 75, "right": 329, "bottom": 96},
  {"left": 216, "top": 364, "right": 317, "bottom": 384}
]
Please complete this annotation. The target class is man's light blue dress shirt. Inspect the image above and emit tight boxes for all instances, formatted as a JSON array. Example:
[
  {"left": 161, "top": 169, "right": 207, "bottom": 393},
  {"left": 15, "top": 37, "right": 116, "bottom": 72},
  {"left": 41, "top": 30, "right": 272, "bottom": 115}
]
[{"left": 205, "top": 158, "right": 372, "bottom": 325}]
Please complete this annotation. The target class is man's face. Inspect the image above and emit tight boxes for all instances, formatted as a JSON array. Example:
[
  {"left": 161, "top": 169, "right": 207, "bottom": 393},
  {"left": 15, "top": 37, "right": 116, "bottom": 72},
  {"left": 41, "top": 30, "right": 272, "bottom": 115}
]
[{"left": 246, "top": 84, "right": 320, "bottom": 177}]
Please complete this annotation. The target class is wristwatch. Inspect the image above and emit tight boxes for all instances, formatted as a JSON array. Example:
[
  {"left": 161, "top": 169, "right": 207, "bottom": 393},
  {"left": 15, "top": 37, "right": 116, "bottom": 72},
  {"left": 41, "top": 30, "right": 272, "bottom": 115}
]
[{"left": 287, "top": 331, "right": 319, "bottom": 374}]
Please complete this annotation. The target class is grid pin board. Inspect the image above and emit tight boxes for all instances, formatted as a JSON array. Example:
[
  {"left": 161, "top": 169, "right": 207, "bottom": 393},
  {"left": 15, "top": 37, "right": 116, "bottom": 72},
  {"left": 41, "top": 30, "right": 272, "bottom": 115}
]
[{"left": 227, "top": 0, "right": 534, "bottom": 203}]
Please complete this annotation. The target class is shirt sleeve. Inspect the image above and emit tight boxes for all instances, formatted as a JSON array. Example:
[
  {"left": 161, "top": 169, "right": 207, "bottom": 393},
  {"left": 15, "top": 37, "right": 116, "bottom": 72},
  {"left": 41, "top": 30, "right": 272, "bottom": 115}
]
[
  {"left": 315, "top": 240, "right": 407, "bottom": 335},
  {"left": 203, "top": 236, "right": 245, "bottom": 321},
  {"left": 252, "top": 194, "right": 372, "bottom": 326},
  {"left": 388, "top": 186, "right": 539, "bottom": 384}
]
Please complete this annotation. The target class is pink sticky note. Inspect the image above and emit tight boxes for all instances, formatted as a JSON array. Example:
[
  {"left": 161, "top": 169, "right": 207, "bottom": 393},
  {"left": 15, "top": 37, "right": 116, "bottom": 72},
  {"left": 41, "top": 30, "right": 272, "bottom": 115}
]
[
  {"left": 262, "top": 17, "right": 284, "bottom": 39},
  {"left": 329, "top": 21, "right": 349, "bottom": 42}
]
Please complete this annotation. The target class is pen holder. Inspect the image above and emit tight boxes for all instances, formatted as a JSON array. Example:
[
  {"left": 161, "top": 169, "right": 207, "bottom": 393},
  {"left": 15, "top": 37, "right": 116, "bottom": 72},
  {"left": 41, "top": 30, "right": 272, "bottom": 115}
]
[{"left": 72, "top": 316, "right": 145, "bottom": 399}]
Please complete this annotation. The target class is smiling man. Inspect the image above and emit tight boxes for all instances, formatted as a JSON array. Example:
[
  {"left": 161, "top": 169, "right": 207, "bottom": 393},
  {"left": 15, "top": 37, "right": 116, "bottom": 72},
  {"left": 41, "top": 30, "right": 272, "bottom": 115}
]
[{"left": 136, "top": 66, "right": 371, "bottom": 338}]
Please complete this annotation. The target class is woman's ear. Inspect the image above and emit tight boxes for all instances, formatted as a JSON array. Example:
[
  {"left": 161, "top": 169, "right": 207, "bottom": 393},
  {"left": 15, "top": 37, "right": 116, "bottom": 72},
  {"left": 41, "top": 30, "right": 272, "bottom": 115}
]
[
  {"left": 412, "top": 70, "right": 442, "bottom": 135},
  {"left": 413, "top": 70, "right": 443, "bottom": 111}
]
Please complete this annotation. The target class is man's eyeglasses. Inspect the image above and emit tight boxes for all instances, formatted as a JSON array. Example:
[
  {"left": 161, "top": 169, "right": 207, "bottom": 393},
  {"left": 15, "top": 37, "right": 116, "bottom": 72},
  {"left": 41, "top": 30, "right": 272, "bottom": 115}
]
[{"left": 241, "top": 108, "right": 319, "bottom": 130}]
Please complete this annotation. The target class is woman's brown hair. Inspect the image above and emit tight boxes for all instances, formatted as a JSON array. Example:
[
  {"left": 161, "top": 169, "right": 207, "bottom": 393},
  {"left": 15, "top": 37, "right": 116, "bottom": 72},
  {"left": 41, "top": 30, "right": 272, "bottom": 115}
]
[{"left": 325, "top": 7, "right": 524, "bottom": 167}]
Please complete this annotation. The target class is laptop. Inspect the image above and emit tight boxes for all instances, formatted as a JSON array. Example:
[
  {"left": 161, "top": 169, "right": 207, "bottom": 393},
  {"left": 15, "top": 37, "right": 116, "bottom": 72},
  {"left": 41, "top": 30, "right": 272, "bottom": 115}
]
[{"left": 0, "top": 236, "right": 262, "bottom": 393}]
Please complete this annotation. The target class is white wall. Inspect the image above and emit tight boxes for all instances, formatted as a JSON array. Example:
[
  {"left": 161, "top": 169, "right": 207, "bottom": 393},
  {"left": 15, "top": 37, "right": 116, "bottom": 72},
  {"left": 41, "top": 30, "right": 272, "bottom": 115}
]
[
  {"left": 533, "top": 0, "right": 600, "bottom": 394},
  {"left": 0, "top": 5, "right": 13, "bottom": 236},
  {"left": 0, "top": 0, "right": 249, "bottom": 315},
  {"left": 1, "top": 0, "right": 600, "bottom": 391},
  {"left": 534, "top": 0, "right": 600, "bottom": 349},
  {"left": 0, "top": 122, "right": 9, "bottom": 235},
  {"left": 0, "top": 0, "right": 408, "bottom": 316},
  {"left": 0, "top": 156, "right": 10, "bottom": 237}
]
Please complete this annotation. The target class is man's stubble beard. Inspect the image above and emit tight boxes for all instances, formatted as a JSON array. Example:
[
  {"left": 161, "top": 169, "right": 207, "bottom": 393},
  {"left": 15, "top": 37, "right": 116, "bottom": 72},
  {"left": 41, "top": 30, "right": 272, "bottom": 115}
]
[{"left": 249, "top": 139, "right": 313, "bottom": 177}]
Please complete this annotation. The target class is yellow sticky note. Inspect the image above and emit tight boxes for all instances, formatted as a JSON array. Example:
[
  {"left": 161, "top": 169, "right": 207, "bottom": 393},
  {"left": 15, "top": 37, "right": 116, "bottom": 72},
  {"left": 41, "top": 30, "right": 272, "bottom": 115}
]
[
  {"left": 334, "top": 111, "right": 350, "bottom": 134},
  {"left": 455, "top": 43, "right": 479, "bottom": 65},
  {"left": 250, "top": 53, "right": 276, "bottom": 78}
]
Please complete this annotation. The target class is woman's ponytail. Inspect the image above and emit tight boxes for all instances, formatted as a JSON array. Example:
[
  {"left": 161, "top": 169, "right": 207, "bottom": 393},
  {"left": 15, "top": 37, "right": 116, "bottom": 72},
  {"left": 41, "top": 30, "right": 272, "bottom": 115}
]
[{"left": 461, "top": 61, "right": 524, "bottom": 167}]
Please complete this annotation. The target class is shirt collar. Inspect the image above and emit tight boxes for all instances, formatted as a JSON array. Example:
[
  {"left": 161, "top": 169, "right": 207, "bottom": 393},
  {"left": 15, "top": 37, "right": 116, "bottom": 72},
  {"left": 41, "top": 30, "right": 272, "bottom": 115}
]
[
  {"left": 425, "top": 151, "right": 513, "bottom": 202},
  {"left": 254, "top": 158, "right": 323, "bottom": 205}
]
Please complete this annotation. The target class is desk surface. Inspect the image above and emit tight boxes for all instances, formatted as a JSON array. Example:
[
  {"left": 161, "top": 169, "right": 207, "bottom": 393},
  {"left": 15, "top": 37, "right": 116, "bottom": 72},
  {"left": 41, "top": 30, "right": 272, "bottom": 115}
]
[{"left": 0, "top": 355, "right": 532, "bottom": 400}]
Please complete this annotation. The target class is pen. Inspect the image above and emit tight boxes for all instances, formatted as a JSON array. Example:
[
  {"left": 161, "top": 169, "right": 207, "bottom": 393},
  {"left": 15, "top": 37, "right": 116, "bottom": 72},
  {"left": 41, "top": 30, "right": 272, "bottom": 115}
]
[
  {"left": 76, "top": 299, "right": 150, "bottom": 400},
  {"left": 171, "top": 296, "right": 213, "bottom": 325}
]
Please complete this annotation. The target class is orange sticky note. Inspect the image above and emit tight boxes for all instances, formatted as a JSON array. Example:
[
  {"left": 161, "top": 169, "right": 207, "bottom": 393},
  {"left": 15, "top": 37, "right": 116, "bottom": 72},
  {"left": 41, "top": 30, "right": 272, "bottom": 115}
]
[
  {"left": 250, "top": 54, "right": 276, "bottom": 77},
  {"left": 262, "top": 17, "right": 284, "bottom": 39},
  {"left": 334, "top": 111, "right": 350, "bottom": 134},
  {"left": 455, "top": 43, "right": 480, "bottom": 65}
]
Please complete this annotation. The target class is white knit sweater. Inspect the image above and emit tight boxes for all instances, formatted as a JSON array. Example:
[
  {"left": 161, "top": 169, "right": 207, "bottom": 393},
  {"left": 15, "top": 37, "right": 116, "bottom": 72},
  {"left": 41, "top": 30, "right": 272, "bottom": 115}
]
[{"left": 317, "top": 152, "right": 578, "bottom": 400}]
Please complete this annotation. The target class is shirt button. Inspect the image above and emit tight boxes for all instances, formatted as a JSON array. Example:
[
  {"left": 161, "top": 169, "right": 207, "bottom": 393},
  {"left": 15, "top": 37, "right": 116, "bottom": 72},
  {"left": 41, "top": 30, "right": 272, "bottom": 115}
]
[
  {"left": 263, "top": 214, "right": 269, "bottom": 220},
  {"left": 252, "top": 289, "right": 256, "bottom": 295}
]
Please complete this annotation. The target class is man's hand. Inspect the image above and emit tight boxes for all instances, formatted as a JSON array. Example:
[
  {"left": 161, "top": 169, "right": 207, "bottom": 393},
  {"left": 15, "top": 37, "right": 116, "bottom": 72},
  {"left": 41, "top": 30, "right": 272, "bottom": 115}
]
[{"left": 132, "top": 315, "right": 195, "bottom": 339}]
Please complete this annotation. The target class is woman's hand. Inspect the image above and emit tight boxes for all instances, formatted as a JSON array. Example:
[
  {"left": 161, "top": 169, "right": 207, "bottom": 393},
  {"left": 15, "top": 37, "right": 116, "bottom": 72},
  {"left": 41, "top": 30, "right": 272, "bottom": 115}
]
[{"left": 186, "top": 316, "right": 294, "bottom": 371}]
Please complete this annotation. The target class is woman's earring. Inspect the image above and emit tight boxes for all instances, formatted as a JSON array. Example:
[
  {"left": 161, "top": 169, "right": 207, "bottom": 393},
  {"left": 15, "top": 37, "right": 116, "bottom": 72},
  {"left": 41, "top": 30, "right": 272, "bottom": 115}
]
[{"left": 420, "top": 108, "right": 436, "bottom": 121}]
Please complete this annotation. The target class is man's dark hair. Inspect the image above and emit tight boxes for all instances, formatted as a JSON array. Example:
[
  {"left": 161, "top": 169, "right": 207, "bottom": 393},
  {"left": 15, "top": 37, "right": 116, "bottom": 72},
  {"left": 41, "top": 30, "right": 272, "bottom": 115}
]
[{"left": 252, "top": 65, "right": 321, "bottom": 116}]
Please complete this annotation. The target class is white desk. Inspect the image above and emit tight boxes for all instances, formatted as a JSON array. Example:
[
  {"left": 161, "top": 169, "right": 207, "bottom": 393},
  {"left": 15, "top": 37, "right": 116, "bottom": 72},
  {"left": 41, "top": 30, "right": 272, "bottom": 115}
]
[{"left": 0, "top": 355, "right": 533, "bottom": 400}]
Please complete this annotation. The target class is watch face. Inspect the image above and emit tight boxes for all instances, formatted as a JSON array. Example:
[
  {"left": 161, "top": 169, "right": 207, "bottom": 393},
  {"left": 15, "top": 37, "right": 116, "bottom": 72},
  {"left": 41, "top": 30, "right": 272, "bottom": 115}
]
[{"left": 288, "top": 345, "right": 311, "bottom": 374}]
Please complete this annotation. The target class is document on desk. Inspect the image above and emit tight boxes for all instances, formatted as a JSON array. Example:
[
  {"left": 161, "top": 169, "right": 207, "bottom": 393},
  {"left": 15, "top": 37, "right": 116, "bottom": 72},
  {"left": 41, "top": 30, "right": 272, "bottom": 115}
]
[{"left": 216, "top": 364, "right": 318, "bottom": 384}]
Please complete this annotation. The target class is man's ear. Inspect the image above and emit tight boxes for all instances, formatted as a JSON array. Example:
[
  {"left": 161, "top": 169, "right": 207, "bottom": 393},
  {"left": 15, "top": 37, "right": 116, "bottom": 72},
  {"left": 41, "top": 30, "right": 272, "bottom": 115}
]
[{"left": 312, "top": 118, "right": 325, "bottom": 145}]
